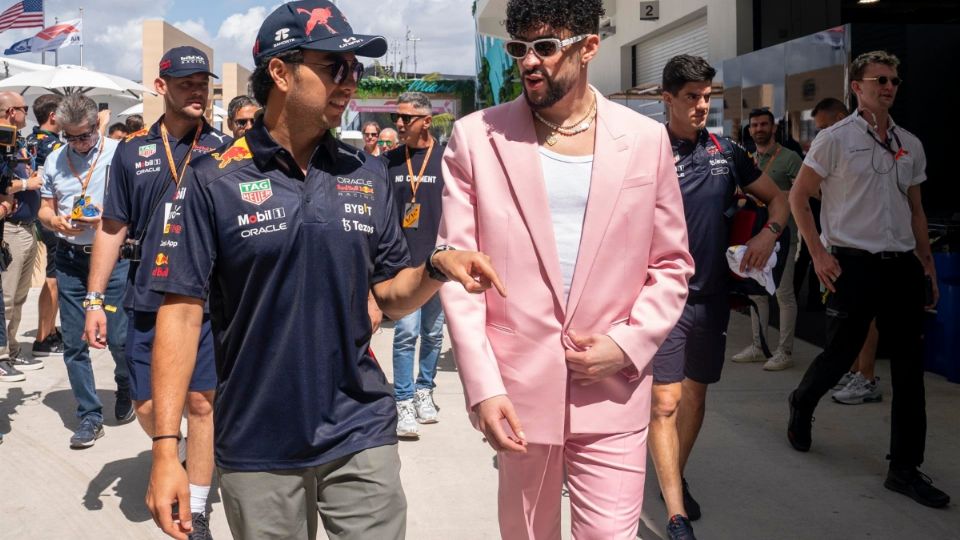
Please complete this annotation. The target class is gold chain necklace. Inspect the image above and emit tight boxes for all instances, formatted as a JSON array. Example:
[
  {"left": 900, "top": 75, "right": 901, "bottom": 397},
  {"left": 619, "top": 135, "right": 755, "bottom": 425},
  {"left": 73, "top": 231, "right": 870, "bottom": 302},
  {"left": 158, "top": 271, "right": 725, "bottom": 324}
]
[{"left": 533, "top": 97, "right": 597, "bottom": 146}]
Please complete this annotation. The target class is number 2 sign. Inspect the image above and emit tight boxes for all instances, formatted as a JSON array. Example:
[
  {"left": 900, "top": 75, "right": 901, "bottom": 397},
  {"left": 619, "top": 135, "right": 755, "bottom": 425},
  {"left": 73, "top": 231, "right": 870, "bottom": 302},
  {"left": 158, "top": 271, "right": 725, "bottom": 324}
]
[{"left": 639, "top": 1, "right": 660, "bottom": 20}]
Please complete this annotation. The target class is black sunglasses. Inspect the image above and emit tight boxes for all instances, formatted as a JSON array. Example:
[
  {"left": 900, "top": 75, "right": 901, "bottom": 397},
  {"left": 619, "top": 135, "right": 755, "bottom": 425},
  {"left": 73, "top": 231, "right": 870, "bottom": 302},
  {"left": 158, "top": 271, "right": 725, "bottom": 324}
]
[
  {"left": 301, "top": 57, "right": 364, "bottom": 85},
  {"left": 233, "top": 118, "right": 255, "bottom": 127},
  {"left": 64, "top": 129, "right": 97, "bottom": 142},
  {"left": 390, "top": 113, "right": 429, "bottom": 124},
  {"left": 7, "top": 105, "right": 28, "bottom": 114},
  {"left": 861, "top": 76, "right": 902, "bottom": 87}
]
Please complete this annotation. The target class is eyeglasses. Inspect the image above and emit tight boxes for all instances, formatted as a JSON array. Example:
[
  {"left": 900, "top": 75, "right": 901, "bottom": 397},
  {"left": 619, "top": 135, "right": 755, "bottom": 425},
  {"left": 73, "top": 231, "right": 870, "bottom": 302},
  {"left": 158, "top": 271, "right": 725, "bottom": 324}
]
[
  {"left": 861, "top": 76, "right": 902, "bottom": 87},
  {"left": 7, "top": 105, "right": 28, "bottom": 114},
  {"left": 301, "top": 57, "right": 365, "bottom": 85},
  {"left": 390, "top": 113, "right": 429, "bottom": 124},
  {"left": 64, "top": 129, "right": 97, "bottom": 143},
  {"left": 233, "top": 118, "right": 255, "bottom": 127},
  {"left": 504, "top": 35, "right": 588, "bottom": 59},
  {"left": 363, "top": 132, "right": 380, "bottom": 138}
]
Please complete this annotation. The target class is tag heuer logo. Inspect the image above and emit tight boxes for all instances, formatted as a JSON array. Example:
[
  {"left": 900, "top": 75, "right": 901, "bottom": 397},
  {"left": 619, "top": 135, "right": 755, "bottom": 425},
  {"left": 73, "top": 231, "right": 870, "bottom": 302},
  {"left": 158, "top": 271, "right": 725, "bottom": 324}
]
[
  {"left": 239, "top": 180, "right": 273, "bottom": 205},
  {"left": 139, "top": 144, "right": 157, "bottom": 158}
]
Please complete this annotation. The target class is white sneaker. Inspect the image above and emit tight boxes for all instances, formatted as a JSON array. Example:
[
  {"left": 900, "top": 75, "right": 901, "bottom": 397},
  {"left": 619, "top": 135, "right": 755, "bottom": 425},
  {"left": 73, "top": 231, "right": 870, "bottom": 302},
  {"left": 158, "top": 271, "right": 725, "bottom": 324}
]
[
  {"left": 414, "top": 388, "right": 439, "bottom": 424},
  {"left": 763, "top": 351, "right": 794, "bottom": 371},
  {"left": 732, "top": 344, "right": 766, "bottom": 363},
  {"left": 396, "top": 399, "right": 420, "bottom": 439},
  {"left": 833, "top": 371, "right": 856, "bottom": 391},
  {"left": 832, "top": 373, "right": 882, "bottom": 405}
]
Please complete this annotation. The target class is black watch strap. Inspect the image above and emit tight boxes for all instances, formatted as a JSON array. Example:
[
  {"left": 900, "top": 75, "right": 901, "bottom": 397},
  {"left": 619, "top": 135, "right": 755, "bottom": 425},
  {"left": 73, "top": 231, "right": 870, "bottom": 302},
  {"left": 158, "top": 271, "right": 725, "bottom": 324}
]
[{"left": 426, "top": 245, "right": 455, "bottom": 282}]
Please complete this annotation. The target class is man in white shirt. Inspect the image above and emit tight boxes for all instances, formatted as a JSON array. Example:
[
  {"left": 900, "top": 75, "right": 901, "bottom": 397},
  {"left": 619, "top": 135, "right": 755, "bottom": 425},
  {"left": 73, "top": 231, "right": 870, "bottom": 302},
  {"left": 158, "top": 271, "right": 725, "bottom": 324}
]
[{"left": 787, "top": 50, "right": 949, "bottom": 508}]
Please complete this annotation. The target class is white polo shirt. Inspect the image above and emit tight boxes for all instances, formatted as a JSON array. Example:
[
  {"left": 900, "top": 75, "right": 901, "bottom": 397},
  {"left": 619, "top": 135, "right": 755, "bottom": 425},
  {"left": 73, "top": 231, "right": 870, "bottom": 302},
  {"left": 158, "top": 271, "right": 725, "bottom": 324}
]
[{"left": 803, "top": 111, "right": 926, "bottom": 253}]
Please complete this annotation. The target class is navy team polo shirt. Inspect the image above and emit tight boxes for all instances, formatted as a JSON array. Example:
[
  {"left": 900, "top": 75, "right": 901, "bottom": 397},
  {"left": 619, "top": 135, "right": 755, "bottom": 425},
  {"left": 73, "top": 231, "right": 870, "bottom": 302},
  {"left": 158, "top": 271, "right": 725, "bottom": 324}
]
[
  {"left": 150, "top": 119, "right": 411, "bottom": 471},
  {"left": 103, "top": 117, "right": 231, "bottom": 312},
  {"left": 669, "top": 128, "right": 760, "bottom": 299}
]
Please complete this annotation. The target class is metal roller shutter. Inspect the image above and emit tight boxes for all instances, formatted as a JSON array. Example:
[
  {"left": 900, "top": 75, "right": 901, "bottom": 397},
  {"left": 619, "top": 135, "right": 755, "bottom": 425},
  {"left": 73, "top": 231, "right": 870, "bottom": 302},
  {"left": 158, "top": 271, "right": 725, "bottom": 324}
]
[{"left": 632, "top": 16, "right": 709, "bottom": 87}]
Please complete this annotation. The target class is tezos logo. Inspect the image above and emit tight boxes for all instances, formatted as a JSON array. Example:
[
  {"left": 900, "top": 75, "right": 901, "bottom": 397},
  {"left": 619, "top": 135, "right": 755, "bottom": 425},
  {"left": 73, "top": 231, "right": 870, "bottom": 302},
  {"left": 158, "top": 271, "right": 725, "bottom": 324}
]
[{"left": 274, "top": 28, "right": 290, "bottom": 42}]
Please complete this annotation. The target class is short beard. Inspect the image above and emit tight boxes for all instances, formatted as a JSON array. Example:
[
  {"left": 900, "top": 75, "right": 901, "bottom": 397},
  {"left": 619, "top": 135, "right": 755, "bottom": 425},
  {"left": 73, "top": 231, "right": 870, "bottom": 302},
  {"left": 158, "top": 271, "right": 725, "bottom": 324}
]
[
  {"left": 753, "top": 132, "right": 772, "bottom": 146},
  {"left": 523, "top": 68, "right": 574, "bottom": 111}
]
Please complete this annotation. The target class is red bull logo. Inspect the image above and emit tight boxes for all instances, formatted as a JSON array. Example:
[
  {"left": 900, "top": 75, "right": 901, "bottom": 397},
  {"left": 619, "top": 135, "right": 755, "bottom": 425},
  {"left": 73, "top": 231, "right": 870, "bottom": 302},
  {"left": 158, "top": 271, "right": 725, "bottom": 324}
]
[
  {"left": 212, "top": 139, "right": 252, "bottom": 169},
  {"left": 297, "top": 7, "right": 338, "bottom": 35},
  {"left": 155, "top": 253, "right": 169, "bottom": 266}
]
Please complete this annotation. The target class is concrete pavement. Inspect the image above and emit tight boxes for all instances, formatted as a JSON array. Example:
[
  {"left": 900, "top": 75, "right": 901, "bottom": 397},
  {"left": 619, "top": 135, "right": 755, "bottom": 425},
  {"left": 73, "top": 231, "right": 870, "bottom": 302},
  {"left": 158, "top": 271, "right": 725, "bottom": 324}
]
[{"left": 1, "top": 287, "right": 957, "bottom": 539}]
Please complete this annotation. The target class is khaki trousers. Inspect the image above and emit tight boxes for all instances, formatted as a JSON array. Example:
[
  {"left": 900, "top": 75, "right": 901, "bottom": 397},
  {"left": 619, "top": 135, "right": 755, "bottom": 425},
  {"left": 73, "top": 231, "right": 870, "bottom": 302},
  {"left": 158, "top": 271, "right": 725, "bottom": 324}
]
[{"left": 2, "top": 221, "right": 38, "bottom": 355}]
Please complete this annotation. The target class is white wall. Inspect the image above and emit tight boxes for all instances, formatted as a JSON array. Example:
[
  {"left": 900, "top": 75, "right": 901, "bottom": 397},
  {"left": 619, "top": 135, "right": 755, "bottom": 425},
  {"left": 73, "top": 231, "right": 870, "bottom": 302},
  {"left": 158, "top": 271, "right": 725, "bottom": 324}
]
[{"left": 590, "top": 0, "right": 745, "bottom": 95}]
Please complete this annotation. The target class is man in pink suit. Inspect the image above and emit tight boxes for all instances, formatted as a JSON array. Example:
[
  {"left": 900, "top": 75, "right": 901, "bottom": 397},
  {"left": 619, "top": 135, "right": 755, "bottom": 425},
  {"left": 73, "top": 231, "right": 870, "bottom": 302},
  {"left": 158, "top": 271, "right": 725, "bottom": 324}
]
[{"left": 436, "top": 1, "right": 693, "bottom": 538}]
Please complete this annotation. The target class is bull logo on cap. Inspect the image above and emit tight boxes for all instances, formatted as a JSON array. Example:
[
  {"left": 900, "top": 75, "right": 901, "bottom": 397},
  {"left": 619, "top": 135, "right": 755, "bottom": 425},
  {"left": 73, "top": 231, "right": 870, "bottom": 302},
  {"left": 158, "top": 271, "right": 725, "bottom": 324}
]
[{"left": 297, "top": 7, "right": 338, "bottom": 35}]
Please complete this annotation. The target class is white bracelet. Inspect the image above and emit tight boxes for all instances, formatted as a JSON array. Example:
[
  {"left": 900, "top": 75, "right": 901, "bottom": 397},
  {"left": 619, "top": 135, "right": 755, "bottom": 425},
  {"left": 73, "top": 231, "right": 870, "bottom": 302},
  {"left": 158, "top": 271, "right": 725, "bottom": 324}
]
[{"left": 20, "top": 179, "right": 26, "bottom": 191}]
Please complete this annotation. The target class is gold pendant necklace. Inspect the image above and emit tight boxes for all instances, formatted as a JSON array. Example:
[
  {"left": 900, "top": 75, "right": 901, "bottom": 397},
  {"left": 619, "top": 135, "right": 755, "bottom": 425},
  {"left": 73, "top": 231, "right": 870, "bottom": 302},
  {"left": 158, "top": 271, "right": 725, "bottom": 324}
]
[{"left": 546, "top": 133, "right": 559, "bottom": 146}]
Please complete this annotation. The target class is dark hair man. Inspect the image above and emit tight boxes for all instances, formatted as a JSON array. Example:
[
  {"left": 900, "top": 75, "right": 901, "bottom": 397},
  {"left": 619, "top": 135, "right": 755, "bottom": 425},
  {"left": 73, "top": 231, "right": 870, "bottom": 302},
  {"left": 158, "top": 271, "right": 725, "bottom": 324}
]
[
  {"left": 38, "top": 94, "right": 131, "bottom": 447},
  {"left": 26, "top": 94, "right": 65, "bottom": 359},
  {"left": 125, "top": 114, "right": 144, "bottom": 133},
  {"left": 85, "top": 46, "right": 230, "bottom": 539},
  {"left": 731, "top": 108, "right": 803, "bottom": 371},
  {"left": 107, "top": 122, "right": 128, "bottom": 140},
  {"left": 787, "top": 50, "right": 949, "bottom": 508},
  {"left": 649, "top": 54, "right": 788, "bottom": 534},
  {"left": 226, "top": 95, "right": 259, "bottom": 139},
  {"left": 0, "top": 91, "right": 46, "bottom": 373},
  {"left": 143, "top": 2, "right": 502, "bottom": 538},
  {"left": 361, "top": 120, "right": 381, "bottom": 155},
  {"left": 811, "top": 97, "right": 848, "bottom": 130},
  {"left": 378, "top": 126, "right": 399, "bottom": 152},
  {"left": 441, "top": 0, "right": 694, "bottom": 538},
  {"left": 384, "top": 92, "right": 445, "bottom": 439}
]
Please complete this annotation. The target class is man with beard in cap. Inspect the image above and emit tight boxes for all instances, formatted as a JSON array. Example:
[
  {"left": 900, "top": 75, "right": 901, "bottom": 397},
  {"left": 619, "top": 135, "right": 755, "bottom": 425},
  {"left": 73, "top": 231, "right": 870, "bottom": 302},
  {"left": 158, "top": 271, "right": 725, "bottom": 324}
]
[{"left": 144, "top": 2, "right": 505, "bottom": 539}]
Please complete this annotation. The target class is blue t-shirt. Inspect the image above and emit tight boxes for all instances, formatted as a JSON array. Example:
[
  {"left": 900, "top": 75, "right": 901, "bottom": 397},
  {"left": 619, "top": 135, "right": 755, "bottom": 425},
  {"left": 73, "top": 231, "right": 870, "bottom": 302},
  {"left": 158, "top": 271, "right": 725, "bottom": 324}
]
[
  {"left": 102, "top": 117, "right": 231, "bottom": 312},
  {"left": 382, "top": 142, "right": 445, "bottom": 266},
  {"left": 149, "top": 120, "right": 411, "bottom": 471},
  {"left": 669, "top": 128, "right": 760, "bottom": 299}
]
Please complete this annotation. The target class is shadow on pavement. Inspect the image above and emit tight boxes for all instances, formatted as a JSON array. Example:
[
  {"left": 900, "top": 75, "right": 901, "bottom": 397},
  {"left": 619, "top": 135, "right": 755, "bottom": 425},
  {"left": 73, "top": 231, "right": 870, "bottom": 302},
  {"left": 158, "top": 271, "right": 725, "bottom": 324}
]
[
  {"left": 42, "top": 388, "right": 130, "bottom": 431},
  {"left": 437, "top": 348, "right": 457, "bottom": 372},
  {"left": 0, "top": 386, "right": 42, "bottom": 435},
  {"left": 83, "top": 449, "right": 153, "bottom": 522}
]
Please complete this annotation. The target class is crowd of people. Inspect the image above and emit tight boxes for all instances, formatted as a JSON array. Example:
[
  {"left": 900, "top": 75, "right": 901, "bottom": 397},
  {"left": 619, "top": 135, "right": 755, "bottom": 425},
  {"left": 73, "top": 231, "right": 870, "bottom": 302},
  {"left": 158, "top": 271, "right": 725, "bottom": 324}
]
[{"left": 0, "top": 0, "right": 950, "bottom": 539}]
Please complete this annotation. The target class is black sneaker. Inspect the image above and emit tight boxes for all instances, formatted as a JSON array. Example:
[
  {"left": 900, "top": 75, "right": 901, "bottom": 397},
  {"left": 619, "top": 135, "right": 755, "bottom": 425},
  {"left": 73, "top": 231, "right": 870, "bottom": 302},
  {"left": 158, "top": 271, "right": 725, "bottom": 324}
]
[
  {"left": 884, "top": 467, "right": 951, "bottom": 508},
  {"left": 9, "top": 352, "right": 43, "bottom": 371},
  {"left": 32, "top": 333, "right": 64, "bottom": 357},
  {"left": 115, "top": 389, "right": 135, "bottom": 424},
  {"left": 70, "top": 416, "right": 104, "bottom": 448},
  {"left": 666, "top": 514, "right": 696, "bottom": 540},
  {"left": 0, "top": 360, "right": 25, "bottom": 382},
  {"left": 681, "top": 478, "right": 701, "bottom": 521},
  {"left": 787, "top": 390, "right": 813, "bottom": 452},
  {"left": 189, "top": 511, "right": 213, "bottom": 540}
]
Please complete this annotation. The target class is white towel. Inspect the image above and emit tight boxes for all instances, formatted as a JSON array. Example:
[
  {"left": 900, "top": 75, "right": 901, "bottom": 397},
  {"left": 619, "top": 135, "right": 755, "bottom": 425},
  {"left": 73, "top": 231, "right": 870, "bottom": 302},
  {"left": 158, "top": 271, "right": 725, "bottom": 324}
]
[{"left": 726, "top": 244, "right": 780, "bottom": 295}]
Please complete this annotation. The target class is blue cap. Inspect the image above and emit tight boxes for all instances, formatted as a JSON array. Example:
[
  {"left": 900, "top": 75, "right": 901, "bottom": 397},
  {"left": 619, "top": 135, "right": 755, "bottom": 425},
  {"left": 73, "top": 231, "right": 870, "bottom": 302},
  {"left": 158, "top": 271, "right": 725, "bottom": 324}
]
[
  {"left": 253, "top": 0, "right": 388, "bottom": 65},
  {"left": 159, "top": 46, "right": 218, "bottom": 79}
]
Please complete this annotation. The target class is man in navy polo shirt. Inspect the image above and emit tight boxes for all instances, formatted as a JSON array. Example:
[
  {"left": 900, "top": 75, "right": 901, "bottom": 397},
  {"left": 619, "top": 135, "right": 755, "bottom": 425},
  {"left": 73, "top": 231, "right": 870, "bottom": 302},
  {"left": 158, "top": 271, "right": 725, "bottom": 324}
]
[
  {"left": 144, "top": 2, "right": 503, "bottom": 539},
  {"left": 85, "top": 46, "right": 229, "bottom": 538}
]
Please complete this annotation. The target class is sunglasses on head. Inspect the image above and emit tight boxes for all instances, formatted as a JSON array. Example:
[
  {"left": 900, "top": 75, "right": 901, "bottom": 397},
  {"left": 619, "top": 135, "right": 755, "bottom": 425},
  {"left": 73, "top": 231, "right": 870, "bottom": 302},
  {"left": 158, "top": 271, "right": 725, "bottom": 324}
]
[
  {"left": 64, "top": 129, "right": 97, "bottom": 143},
  {"left": 301, "top": 57, "right": 365, "bottom": 85},
  {"left": 390, "top": 113, "right": 429, "bottom": 124},
  {"left": 861, "top": 76, "right": 902, "bottom": 87},
  {"left": 503, "top": 34, "right": 588, "bottom": 60}
]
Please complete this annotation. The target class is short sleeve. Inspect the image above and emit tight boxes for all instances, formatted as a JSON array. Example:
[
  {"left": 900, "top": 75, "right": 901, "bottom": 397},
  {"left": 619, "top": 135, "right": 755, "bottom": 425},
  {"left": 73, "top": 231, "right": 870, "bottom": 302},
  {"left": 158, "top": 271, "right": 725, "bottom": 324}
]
[
  {"left": 803, "top": 130, "right": 838, "bottom": 179},
  {"left": 910, "top": 139, "right": 927, "bottom": 186},
  {"left": 371, "top": 175, "right": 411, "bottom": 284},
  {"left": 40, "top": 153, "right": 56, "bottom": 198},
  {"left": 730, "top": 141, "right": 761, "bottom": 189},
  {"left": 785, "top": 152, "right": 802, "bottom": 184},
  {"left": 149, "top": 167, "right": 217, "bottom": 300},
  {"left": 102, "top": 146, "right": 131, "bottom": 224}
]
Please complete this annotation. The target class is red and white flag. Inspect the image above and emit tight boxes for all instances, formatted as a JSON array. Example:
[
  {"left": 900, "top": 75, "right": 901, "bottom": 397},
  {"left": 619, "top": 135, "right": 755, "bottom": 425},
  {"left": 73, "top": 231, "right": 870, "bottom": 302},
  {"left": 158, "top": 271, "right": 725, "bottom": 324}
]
[
  {"left": 0, "top": 0, "right": 44, "bottom": 33},
  {"left": 4, "top": 18, "right": 79, "bottom": 55}
]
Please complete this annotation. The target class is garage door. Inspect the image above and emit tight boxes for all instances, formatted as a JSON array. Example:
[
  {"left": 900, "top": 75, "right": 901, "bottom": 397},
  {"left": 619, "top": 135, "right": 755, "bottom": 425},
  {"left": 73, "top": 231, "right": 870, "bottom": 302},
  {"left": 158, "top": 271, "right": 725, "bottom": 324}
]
[{"left": 632, "top": 16, "right": 709, "bottom": 87}]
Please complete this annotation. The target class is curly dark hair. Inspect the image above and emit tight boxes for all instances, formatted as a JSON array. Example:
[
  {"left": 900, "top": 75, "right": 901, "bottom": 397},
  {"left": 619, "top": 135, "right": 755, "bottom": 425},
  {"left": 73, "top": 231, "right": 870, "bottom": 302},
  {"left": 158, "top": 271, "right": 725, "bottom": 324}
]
[
  {"left": 505, "top": 0, "right": 605, "bottom": 38},
  {"left": 250, "top": 49, "right": 305, "bottom": 106}
]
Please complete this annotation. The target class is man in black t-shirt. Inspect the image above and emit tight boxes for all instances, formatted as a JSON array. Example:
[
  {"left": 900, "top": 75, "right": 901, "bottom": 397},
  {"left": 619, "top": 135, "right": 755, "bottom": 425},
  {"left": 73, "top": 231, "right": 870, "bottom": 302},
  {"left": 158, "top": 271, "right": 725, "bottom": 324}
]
[{"left": 383, "top": 92, "right": 446, "bottom": 439}]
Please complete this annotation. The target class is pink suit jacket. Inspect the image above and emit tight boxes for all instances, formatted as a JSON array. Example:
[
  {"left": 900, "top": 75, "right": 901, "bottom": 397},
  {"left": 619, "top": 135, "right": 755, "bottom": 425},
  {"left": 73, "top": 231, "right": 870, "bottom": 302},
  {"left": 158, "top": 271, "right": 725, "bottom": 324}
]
[{"left": 438, "top": 92, "right": 694, "bottom": 445}]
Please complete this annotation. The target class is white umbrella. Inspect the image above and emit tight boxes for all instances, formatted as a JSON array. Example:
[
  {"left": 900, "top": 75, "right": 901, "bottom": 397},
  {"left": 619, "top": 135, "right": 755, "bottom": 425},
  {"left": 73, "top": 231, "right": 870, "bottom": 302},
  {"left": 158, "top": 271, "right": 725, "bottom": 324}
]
[
  {"left": 0, "top": 64, "right": 155, "bottom": 98},
  {"left": 119, "top": 103, "right": 228, "bottom": 122}
]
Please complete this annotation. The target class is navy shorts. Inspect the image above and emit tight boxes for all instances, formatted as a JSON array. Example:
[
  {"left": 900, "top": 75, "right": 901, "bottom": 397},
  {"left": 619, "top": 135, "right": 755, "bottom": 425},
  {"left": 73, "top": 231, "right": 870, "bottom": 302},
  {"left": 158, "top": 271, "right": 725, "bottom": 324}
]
[
  {"left": 38, "top": 226, "right": 59, "bottom": 278},
  {"left": 125, "top": 310, "right": 218, "bottom": 401},
  {"left": 652, "top": 295, "right": 731, "bottom": 385}
]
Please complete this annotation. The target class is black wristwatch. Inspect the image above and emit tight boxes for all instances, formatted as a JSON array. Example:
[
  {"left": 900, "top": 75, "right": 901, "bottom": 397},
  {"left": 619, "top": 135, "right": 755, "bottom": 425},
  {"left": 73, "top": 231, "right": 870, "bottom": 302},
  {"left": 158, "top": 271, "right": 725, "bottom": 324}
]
[
  {"left": 764, "top": 222, "right": 783, "bottom": 236},
  {"left": 426, "top": 245, "right": 455, "bottom": 282}
]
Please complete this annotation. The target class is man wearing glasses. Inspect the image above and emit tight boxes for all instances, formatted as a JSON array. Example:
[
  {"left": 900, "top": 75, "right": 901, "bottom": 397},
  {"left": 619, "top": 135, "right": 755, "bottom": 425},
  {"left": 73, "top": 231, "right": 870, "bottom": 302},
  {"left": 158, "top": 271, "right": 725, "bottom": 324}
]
[
  {"left": 788, "top": 50, "right": 949, "bottom": 508},
  {"left": 37, "top": 94, "right": 132, "bottom": 448},
  {"left": 144, "top": 2, "right": 504, "bottom": 538},
  {"left": 439, "top": 1, "right": 693, "bottom": 537},
  {"left": 361, "top": 121, "right": 381, "bottom": 155},
  {"left": 85, "top": 46, "right": 229, "bottom": 539},
  {"left": 378, "top": 127, "right": 399, "bottom": 152},
  {"left": 226, "top": 95, "right": 259, "bottom": 139},
  {"left": 384, "top": 92, "right": 446, "bottom": 439}
]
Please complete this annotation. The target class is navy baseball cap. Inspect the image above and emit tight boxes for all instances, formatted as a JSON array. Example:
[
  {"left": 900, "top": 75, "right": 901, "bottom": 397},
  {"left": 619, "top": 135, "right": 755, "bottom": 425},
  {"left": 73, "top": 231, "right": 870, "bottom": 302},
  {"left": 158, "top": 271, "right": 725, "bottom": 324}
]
[
  {"left": 159, "top": 46, "right": 218, "bottom": 79},
  {"left": 253, "top": 0, "right": 388, "bottom": 65}
]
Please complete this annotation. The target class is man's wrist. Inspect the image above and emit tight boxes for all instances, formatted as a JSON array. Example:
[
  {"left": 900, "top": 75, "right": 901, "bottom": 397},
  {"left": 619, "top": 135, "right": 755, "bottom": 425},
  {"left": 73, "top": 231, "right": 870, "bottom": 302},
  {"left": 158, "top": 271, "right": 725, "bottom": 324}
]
[{"left": 426, "top": 245, "right": 455, "bottom": 282}]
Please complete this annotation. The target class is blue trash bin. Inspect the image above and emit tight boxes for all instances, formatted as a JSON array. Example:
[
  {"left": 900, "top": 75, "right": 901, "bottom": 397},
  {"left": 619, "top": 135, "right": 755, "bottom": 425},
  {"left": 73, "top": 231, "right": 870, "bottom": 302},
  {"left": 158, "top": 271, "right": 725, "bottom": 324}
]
[{"left": 924, "top": 252, "right": 960, "bottom": 383}]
